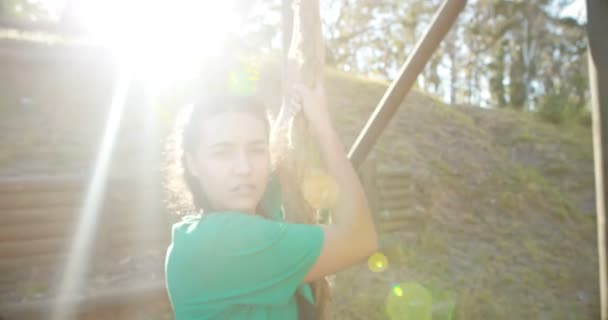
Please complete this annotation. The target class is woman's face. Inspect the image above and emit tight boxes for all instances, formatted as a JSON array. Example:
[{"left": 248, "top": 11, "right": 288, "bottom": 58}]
[{"left": 186, "top": 111, "right": 271, "bottom": 214}]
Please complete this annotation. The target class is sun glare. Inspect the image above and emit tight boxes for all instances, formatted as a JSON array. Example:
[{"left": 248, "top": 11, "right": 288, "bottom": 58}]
[
  {"left": 51, "top": 62, "right": 133, "bottom": 320},
  {"left": 56, "top": 0, "right": 242, "bottom": 85},
  {"left": 37, "top": 1, "right": 245, "bottom": 317}
]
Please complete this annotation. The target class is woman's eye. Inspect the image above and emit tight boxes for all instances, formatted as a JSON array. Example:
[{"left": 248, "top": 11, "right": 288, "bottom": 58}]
[
  {"left": 250, "top": 147, "right": 267, "bottom": 155},
  {"left": 211, "top": 149, "right": 230, "bottom": 157}
]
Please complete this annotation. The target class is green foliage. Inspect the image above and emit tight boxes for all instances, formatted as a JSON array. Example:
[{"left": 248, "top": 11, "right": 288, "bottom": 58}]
[
  {"left": 536, "top": 92, "right": 591, "bottom": 126},
  {"left": 508, "top": 50, "right": 527, "bottom": 109},
  {"left": 321, "top": 0, "right": 588, "bottom": 110},
  {"left": 489, "top": 41, "right": 507, "bottom": 108},
  {"left": 430, "top": 158, "right": 456, "bottom": 177},
  {"left": 419, "top": 226, "right": 449, "bottom": 254}
]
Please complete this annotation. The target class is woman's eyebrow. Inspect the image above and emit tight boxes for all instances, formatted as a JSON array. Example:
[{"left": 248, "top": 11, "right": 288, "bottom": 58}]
[
  {"left": 206, "top": 141, "right": 232, "bottom": 149},
  {"left": 248, "top": 140, "right": 268, "bottom": 146},
  {"left": 206, "top": 140, "right": 267, "bottom": 148}
]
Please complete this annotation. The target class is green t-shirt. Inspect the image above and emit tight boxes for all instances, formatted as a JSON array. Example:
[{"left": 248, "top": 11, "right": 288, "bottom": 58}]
[{"left": 164, "top": 176, "right": 324, "bottom": 319}]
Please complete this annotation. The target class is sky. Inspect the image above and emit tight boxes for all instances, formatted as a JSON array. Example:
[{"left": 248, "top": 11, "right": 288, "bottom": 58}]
[
  {"left": 21, "top": 0, "right": 589, "bottom": 108},
  {"left": 561, "top": 0, "right": 587, "bottom": 23}
]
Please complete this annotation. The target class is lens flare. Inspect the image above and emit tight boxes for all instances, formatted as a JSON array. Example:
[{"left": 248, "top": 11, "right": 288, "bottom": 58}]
[
  {"left": 392, "top": 284, "right": 404, "bottom": 297},
  {"left": 51, "top": 62, "right": 132, "bottom": 320},
  {"left": 301, "top": 169, "right": 338, "bottom": 210},
  {"left": 367, "top": 252, "right": 388, "bottom": 272},
  {"left": 386, "top": 282, "right": 432, "bottom": 320}
]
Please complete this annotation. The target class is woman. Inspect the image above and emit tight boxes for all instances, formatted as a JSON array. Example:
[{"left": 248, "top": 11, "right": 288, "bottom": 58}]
[{"left": 164, "top": 83, "right": 378, "bottom": 319}]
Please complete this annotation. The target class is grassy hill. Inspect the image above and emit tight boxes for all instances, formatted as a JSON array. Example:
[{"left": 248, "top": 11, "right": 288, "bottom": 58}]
[
  {"left": 0, "top": 53, "right": 598, "bottom": 319},
  {"left": 316, "top": 69, "right": 598, "bottom": 319}
]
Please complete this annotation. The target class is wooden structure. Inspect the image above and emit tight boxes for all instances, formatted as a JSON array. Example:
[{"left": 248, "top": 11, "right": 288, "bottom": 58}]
[
  {"left": 587, "top": 0, "right": 608, "bottom": 318},
  {"left": 359, "top": 159, "right": 428, "bottom": 233},
  {"left": 0, "top": 175, "right": 170, "bottom": 319}
]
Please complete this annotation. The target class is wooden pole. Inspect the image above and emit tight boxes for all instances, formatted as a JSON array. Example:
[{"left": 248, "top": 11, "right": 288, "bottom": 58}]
[
  {"left": 282, "top": 0, "right": 294, "bottom": 72},
  {"left": 278, "top": 2, "right": 333, "bottom": 319},
  {"left": 587, "top": 0, "right": 608, "bottom": 318},
  {"left": 278, "top": 0, "right": 325, "bottom": 225}
]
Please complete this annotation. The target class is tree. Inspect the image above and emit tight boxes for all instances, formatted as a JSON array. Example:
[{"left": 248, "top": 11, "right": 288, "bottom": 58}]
[{"left": 316, "top": 0, "right": 588, "bottom": 112}]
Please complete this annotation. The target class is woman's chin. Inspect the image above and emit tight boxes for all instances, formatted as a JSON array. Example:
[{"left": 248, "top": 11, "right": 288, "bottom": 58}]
[
  {"left": 214, "top": 192, "right": 262, "bottom": 214},
  {"left": 226, "top": 200, "right": 258, "bottom": 214}
]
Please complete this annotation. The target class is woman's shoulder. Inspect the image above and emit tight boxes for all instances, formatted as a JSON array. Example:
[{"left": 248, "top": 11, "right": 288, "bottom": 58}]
[
  {"left": 171, "top": 211, "right": 277, "bottom": 242},
  {"left": 172, "top": 211, "right": 300, "bottom": 257}
]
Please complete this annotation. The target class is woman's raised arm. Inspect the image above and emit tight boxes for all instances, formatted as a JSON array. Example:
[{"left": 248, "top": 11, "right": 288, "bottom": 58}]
[{"left": 290, "top": 84, "right": 379, "bottom": 283}]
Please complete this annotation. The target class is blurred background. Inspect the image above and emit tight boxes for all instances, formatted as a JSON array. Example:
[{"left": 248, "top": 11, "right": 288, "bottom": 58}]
[{"left": 0, "top": 0, "right": 596, "bottom": 319}]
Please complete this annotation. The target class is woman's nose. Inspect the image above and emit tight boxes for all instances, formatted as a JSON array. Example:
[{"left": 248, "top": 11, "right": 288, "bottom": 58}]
[{"left": 233, "top": 151, "right": 252, "bottom": 175}]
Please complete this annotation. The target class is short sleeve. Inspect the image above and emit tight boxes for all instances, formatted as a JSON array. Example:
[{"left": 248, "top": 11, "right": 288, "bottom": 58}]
[{"left": 200, "top": 213, "right": 324, "bottom": 306}]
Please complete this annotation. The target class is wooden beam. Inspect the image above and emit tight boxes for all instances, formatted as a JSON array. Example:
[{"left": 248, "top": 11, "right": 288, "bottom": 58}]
[
  {"left": 278, "top": 0, "right": 325, "bottom": 225},
  {"left": 587, "top": 0, "right": 608, "bottom": 318},
  {"left": 348, "top": 0, "right": 467, "bottom": 167}
]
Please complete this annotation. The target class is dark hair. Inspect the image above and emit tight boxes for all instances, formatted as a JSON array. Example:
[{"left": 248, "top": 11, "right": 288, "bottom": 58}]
[{"left": 180, "top": 94, "right": 272, "bottom": 214}]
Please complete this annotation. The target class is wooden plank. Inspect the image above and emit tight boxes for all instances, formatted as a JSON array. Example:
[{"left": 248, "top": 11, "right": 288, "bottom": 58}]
[
  {"left": 0, "top": 241, "right": 157, "bottom": 269},
  {"left": 0, "top": 175, "right": 86, "bottom": 193},
  {"left": 376, "top": 180, "right": 411, "bottom": 190},
  {"left": 0, "top": 188, "right": 153, "bottom": 210},
  {"left": 379, "top": 195, "right": 411, "bottom": 203},
  {"left": 101, "top": 244, "right": 169, "bottom": 265},
  {"left": 0, "top": 203, "right": 156, "bottom": 225},
  {"left": 376, "top": 175, "right": 410, "bottom": 186},
  {"left": 0, "top": 216, "right": 170, "bottom": 259},
  {"left": 0, "top": 175, "right": 143, "bottom": 193},
  {"left": 0, "top": 236, "right": 105, "bottom": 259},
  {"left": 378, "top": 218, "right": 426, "bottom": 232},
  {"left": 382, "top": 199, "right": 411, "bottom": 211},
  {"left": 100, "top": 202, "right": 162, "bottom": 214},
  {"left": 0, "top": 222, "right": 77, "bottom": 242},
  {"left": 0, "top": 280, "right": 168, "bottom": 320},
  {"left": 103, "top": 217, "right": 169, "bottom": 230},
  {"left": 378, "top": 190, "right": 414, "bottom": 202},
  {"left": 107, "top": 230, "right": 170, "bottom": 248},
  {"left": 0, "top": 237, "right": 72, "bottom": 259},
  {"left": 105, "top": 242, "right": 168, "bottom": 255},
  {"left": 376, "top": 170, "right": 410, "bottom": 178},
  {"left": 375, "top": 209, "right": 422, "bottom": 221},
  {"left": 0, "top": 241, "right": 165, "bottom": 274},
  {"left": 0, "top": 251, "right": 68, "bottom": 273},
  {"left": 0, "top": 191, "right": 84, "bottom": 210},
  {"left": 378, "top": 186, "right": 412, "bottom": 196},
  {"left": 0, "top": 206, "right": 79, "bottom": 224},
  {"left": 378, "top": 220, "right": 410, "bottom": 232}
]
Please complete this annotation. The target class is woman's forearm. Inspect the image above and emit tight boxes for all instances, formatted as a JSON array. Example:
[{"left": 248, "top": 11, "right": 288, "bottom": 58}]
[{"left": 310, "top": 118, "right": 377, "bottom": 244}]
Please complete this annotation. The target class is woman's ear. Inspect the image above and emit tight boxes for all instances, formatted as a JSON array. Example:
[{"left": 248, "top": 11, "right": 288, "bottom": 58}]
[{"left": 185, "top": 152, "right": 199, "bottom": 177}]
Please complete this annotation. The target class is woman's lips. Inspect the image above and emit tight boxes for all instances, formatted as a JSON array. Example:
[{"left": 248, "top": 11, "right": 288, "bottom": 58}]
[{"left": 232, "top": 184, "right": 256, "bottom": 196}]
